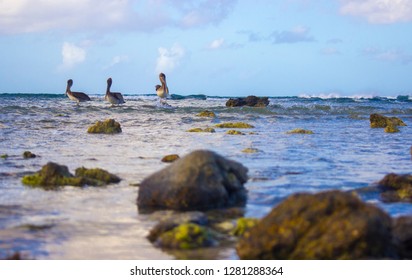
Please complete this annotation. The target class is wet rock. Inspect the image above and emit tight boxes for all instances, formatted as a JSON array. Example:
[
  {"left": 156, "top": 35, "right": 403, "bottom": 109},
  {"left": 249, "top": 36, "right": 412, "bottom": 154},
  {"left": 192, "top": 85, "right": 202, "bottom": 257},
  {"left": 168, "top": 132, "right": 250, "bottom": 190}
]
[
  {"left": 22, "top": 162, "right": 120, "bottom": 189},
  {"left": 242, "top": 148, "right": 260, "bottom": 153},
  {"left": 392, "top": 216, "right": 412, "bottom": 259},
  {"left": 237, "top": 190, "right": 397, "bottom": 260},
  {"left": 286, "top": 128, "right": 314, "bottom": 134},
  {"left": 226, "top": 130, "right": 244, "bottom": 135},
  {"left": 370, "top": 114, "right": 406, "bottom": 133},
  {"left": 226, "top": 96, "right": 269, "bottom": 107},
  {"left": 137, "top": 150, "right": 248, "bottom": 211},
  {"left": 161, "top": 154, "right": 180, "bottom": 163},
  {"left": 187, "top": 127, "right": 216, "bottom": 133},
  {"left": 23, "top": 151, "right": 36, "bottom": 159},
  {"left": 377, "top": 173, "right": 412, "bottom": 203},
  {"left": 231, "top": 217, "right": 259, "bottom": 237},
  {"left": 196, "top": 110, "right": 216, "bottom": 118},
  {"left": 1, "top": 154, "right": 8, "bottom": 159},
  {"left": 215, "top": 122, "right": 254, "bottom": 129},
  {"left": 87, "top": 118, "right": 122, "bottom": 134},
  {"left": 75, "top": 167, "right": 121, "bottom": 185}
]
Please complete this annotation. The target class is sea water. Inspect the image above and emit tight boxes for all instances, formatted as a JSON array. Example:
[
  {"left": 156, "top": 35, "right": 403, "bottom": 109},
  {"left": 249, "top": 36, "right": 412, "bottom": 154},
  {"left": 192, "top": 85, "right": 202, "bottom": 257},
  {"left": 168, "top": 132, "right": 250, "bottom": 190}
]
[{"left": 0, "top": 93, "right": 411, "bottom": 259}]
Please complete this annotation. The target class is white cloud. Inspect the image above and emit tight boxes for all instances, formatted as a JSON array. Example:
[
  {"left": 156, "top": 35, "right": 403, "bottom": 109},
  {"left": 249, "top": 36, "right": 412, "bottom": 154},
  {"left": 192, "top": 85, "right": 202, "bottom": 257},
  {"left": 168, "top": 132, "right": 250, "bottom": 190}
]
[
  {"left": 0, "top": 0, "right": 237, "bottom": 34},
  {"left": 156, "top": 44, "right": 185, "bottom": 73},
  {"left": 104, "top": 55, "right": 129, "bottom": 70},
  {"left": 208, "top": 38, "right": 225, "bottom": 49},
  {"left": 340, "top": 0, "right": 412, "bottom": 24},
  {"left": 362, "top": 47, "right": 412, "bottom": 64},
  {"left": 60, "top": 42, "right": 86, "bottom": 69}
]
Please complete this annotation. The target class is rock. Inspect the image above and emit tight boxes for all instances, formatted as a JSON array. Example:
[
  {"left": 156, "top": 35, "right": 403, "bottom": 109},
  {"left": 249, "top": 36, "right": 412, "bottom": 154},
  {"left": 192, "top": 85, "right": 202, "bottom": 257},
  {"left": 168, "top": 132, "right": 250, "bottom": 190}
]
[
  {"left": 236, "top": 190, "right": 397, "bottom": 260},
  {"left": 377, "top": 173, "right": 412, "bottom": 203},
  {"left": 75, "top": 167, "right": 121, "bottom": 185},
  {"left": 161, "top": 154, "right": 180, "bottom": 163},
  {"left": 215, "top": 122, "right": 254, "bottom": 129},
  {"left": 187, "top": 127, "right": 216, "bottom": 133},
  {"left": 87, "top": 119, "right": 122, "bottom": 134},
  {"left": 226, "top": 96, "right": 269, "bottom": 107},
  {"left": 22, "top": 162, "right": 121, "bottom": 189},
  {"left": 286, "top": 128, "right": 314, "bottom": 134},
  {"left": 152, "top": 223, "right": 217, "bottom": 249},
  {"left": 226, "top": 130, "right": 244, "bottom": 135},
  {"left": 242, "top": 148, "right": 260, "bottom": 153},
  {"left": 231, "top": 217, "right": 259, "bottom": 236},
  {"left": 137, "top": 150, "right": 248, "bottom": 211},
  {"left": 23, "top": 151, "right": 36, "bottom": 159},
  {"left": 370, "top": 114, "right": 406, "bottom": 132},
  {"left": 392, "top": 216, "right": 412, "bottom": 259},
  {"left": 196, "top": 110, "right": 216, "bottom": 118},
  {"left": 1, "top": 154, "right": 8, "bottom": 159}
]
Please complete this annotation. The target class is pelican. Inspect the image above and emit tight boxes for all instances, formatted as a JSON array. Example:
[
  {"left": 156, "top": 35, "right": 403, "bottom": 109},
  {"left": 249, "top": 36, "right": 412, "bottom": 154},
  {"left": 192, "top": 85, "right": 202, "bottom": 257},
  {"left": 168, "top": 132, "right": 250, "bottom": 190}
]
[
  {"left": 105, "top": 78, "right": 125, "bottom": 106},
  {"left": 155, "top": 72, "right": 169, "bottom": 103},
  {"left": 65, "top": 79, "right": 91, "bottom": 104}
]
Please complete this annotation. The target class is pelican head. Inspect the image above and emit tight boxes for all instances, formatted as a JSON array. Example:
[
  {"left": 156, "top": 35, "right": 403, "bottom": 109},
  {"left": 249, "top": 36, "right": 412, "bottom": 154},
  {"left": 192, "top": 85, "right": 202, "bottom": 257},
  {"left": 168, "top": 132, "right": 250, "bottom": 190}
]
[
  {"left": 67, "top": 79, "right": 73, "bottom": 88},
  {"left": 159, "top": 73, "right": 166, "bottom": 84},
  {"left": 107, "top": 77, "right": 113, "bottom": 86}
]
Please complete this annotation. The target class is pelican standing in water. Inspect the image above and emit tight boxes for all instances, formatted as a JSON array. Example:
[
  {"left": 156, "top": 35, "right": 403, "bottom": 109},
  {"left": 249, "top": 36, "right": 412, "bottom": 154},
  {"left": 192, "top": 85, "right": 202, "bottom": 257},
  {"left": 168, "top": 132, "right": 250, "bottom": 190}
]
[
  {"left": 155, "top": 72, "right": 169, "bottom": 104},
  {"left": 105, "top": 78, "right": 125, "bottom": 106},
  {"left": 65, "top": 79, "right": 91, "bottom": 104}
]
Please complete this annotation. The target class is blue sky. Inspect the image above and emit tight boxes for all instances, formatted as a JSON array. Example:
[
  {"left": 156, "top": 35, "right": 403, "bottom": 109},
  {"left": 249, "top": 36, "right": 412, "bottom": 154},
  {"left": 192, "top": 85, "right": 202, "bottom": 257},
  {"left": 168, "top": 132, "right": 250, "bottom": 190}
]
[{"left": 1, "top": 0, "right": 412, "bottom": 97}]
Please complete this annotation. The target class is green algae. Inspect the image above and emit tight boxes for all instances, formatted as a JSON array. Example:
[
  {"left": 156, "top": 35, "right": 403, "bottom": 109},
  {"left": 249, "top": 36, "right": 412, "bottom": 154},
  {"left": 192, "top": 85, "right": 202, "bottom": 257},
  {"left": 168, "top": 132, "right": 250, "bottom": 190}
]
[
  {"left": 286, "top": 128, "right": 314, "bottom": 134},
  {"left": 1, "top": 154, "right": 8, "bottom": 159},
  {"left": 87, "top": 119, "right": 122, "bottom": 134},
  {"left": 157, "top": 223, "right": 215, "bottom": 249},
  {"left": 226, "top": 130, "right": 244, "bottom": 135},
  {"left": 23, "top": 151, "right": 36, "bottom": 159},
  {"left": 187, "top": 127, "right": 216, "bottom": 133},
  {"left": 75, "top": 167, "right": 121, "bottom": 185},
  {"left": 215, "top": 122, "right": 254, "bottom": 129},
  {"left": 231, "top": 218, "right": 259, "bottom": 236},
  {"left": 196, "top": 110, "right": 216, "bottom": 118},
  {"left": 242, "top": 148, "right": 260, "bottom": 153}
]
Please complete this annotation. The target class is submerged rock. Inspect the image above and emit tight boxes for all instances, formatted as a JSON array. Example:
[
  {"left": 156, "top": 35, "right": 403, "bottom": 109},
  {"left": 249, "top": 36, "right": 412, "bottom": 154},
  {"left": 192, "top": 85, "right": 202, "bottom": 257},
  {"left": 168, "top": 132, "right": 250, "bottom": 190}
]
[
  {"left": 1, "top": 154, "right": 8, "bottom": 159},
  {"left": 226, "top": 130, "right": 244, "bottom": 135},
  {"left": 187, "top": 127, "right": 216, "bottom": 133},
  {"left": 196, "top": 110, "right": 216, "bottom": 118},
  {"left": 236, "top": 190, "right": 396, "bottom": 260},
  {"left": 23, "top": 151, "right": 36, "bottom": 159},
  {"left": 286, "top": 128, "right": 314, "bottom": 134},
  {"left": 226, "top": 96, "right": 269, "bottom": 107},
  {"left": 87, "top": 119, "right": 122, "bottom": 134},
  {"left": 161, "top": 154, "right": 180, "bottom": 163},
  {"left": 137, "top": 150, "right": 248, "bottom": 211},
  {"left": 215, "top": 122, "right": 254, "bottom": 129},
  {"left": 377, "top": 173, "right": 412, "bottom": 203},
  {"left": 22, "top": 162, "right": 121, "bottom": 189},
  {"left": 242, "top": 148, "right": 260, "bottom": 154}
]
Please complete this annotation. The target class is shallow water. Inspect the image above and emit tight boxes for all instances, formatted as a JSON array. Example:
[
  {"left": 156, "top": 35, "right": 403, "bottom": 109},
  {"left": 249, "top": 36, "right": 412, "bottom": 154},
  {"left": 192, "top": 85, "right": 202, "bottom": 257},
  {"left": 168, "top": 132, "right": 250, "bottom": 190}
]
[{"left": 0, "top": 93, "right": 411, "bottom": 259}]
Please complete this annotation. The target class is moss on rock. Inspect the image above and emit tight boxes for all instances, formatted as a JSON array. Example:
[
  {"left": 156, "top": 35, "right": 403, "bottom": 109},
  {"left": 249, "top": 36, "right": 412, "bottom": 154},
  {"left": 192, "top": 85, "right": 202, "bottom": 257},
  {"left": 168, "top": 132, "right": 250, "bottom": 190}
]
[
  {"left": 187, "top": 127, "right": 216, "bottom": 133},
  {"left": 286, "top": 128, "right": 314, "bottom": 134},
  {"left": 196, "top": 110, "right": 216, "bottom": 118},
  {"left": 1, "top": 154, "right": 8, "bottom": 159},
  {"left": 242, "top": 148, "right": 260, "bottom": 153},
  {"left": 377, "top": 173, "right": 412, "bottom": 203},
  {"left": 75, "top": 167, "right": 121, "bottom": 186},
  {"left": 215, "top": 122, "right": 254, "bottom": 129},
  {"left": 370, "top": 114, "right": 406, "bottom": 132},
  {"left": 231, "top": 218, "right": 259, "bottom": 236},
  {"left": 23, "top": 151, "right": 36, "bottom": 159},
  {"left": 161, "top": 154, "right": 180, "bottom": 163},
  {"left": 226, "top": 130, "right": 244, "bottom": 135},
  {"left": 87, "top": 119, "right": 122, "bottom": 134}
]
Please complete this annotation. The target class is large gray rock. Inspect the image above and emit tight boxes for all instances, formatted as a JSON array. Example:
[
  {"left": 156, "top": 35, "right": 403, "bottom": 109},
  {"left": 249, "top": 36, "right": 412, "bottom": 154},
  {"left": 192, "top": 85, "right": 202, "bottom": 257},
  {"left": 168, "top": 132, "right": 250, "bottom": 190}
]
[{"left": 137, "top": 150, "right": 248, "bottom": 211}]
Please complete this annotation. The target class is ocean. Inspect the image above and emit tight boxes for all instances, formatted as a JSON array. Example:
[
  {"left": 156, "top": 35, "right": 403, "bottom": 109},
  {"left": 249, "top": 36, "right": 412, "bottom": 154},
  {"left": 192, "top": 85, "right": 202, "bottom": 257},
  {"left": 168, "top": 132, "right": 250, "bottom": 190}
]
[{"left": 0, "top": 93, "right": 411, "bottom": 259}]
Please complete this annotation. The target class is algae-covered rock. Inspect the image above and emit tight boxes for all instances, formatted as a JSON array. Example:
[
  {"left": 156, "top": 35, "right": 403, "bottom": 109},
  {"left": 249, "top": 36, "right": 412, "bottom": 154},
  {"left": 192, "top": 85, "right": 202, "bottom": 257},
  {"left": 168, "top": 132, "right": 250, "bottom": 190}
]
[
  {"left": 87, "top": 119, "right": 122, "bottom": 134},
  {"left": 23, "top": 151, "right": 36, "bottom": 159},
  {"left": 226, "top": 130, "right": 244, "bottom": 135},
  {"left": 75, "top": 167, "right": 121, "bottom": 186},
  {"left": 226, "top": 96, "right": 269, "bottom": 107},
  {"left": 215, "top": 122, "right": 254, "bottom": 129},
  {"left": 196, "top": 110, "right": 216, "bottom": 118},
  {"left": 161, "top": 154, "right": 180, "bottom": 163},
  {"left": 187, "top": 127, "right": 216, "bottom": 133},
  {"left": 286, "top": 128, "right": 314, "bottom": 134},
  {"left": 21, "top": 162, "right": 84, "bottom": 189},
  {"left": 137, "top": 150, "right": 248, "bottom": 211},
  {"left": 370, "top": 114, "right": 406, "bottom": 130},
  {"left": 242, "top": 148, "right": 260, "bottom": 153},
  {"left": 153, "top": 223, "right": 216, "bottom": 249},
  {"left": 377, "top": 173, "right": 412, "bottom": 203},
  {"left": 22, "top": 162, "right": 121, "bottom": 189},
  {"left": 392, "top": 216, "right": 412, "bottom": 259},
  {"left": 236, "top": 190, "right": 396, "bottom": 260},
  {"left": 1, "top": 154, "right": 8, "bottom": 159},
  {"left": 231, "top": 217, "right": 259, "bottom": 236}
]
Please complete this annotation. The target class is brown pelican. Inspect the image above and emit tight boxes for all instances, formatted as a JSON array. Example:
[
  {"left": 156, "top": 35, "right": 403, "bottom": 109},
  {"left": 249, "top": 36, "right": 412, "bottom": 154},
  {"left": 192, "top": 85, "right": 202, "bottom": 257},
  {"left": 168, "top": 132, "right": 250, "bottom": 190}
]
[
  {"left": 65, "top": 79, "right": 91, "bottom": 103},
  {"left": 105, "top": 78, "right": 125, "bottom": 105},
  {"left": 155, "top": 73, "right": 169, "bottom": 102}
]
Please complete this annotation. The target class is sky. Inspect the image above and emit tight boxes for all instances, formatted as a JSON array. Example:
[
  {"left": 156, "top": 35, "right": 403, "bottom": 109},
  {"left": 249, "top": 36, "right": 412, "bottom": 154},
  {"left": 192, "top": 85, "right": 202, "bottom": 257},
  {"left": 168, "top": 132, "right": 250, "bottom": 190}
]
[{"left": 1, "top": 0, "right": 412, "bottom": 97}]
